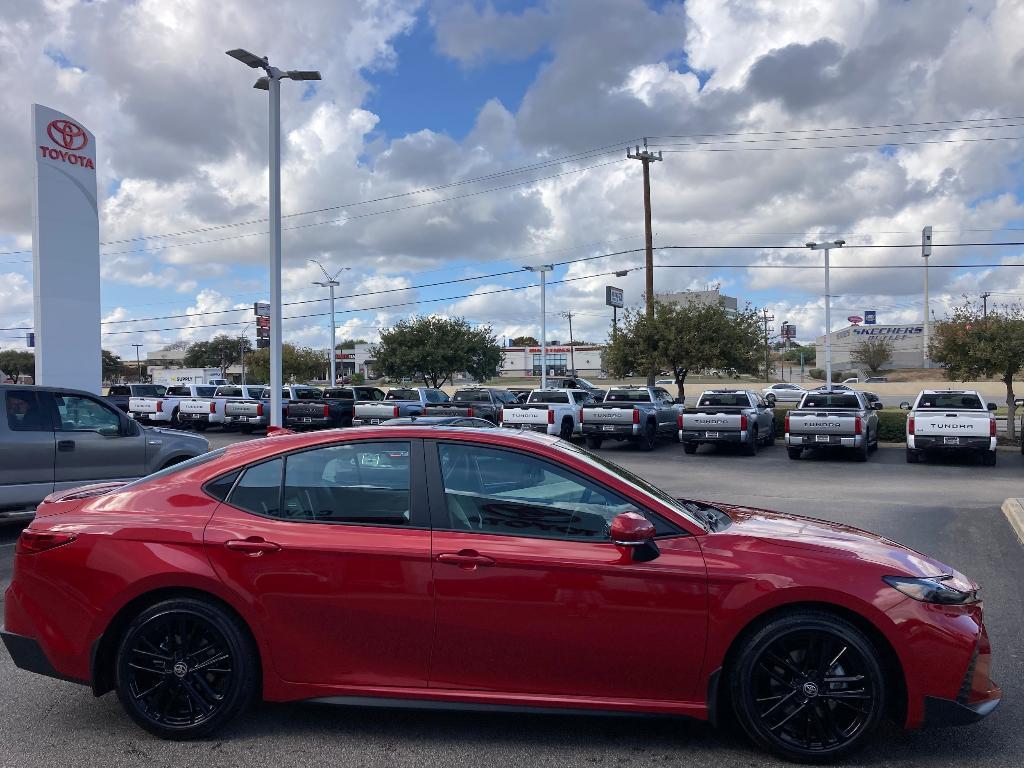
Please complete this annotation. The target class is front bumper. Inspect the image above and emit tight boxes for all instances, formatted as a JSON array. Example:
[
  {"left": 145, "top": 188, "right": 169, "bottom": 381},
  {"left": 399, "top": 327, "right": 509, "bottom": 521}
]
[
  {"left": 910, "top": 435, "right": 995, "bottom": 452},
  {"left": 786, "top": 432, "right": 864, "bottom": 448},
  {"left": 922, "top": 695, "right": 1000, "bottom": 727},
  {"left": 679, "top": 429, "right": 746, "bottom": 445}
]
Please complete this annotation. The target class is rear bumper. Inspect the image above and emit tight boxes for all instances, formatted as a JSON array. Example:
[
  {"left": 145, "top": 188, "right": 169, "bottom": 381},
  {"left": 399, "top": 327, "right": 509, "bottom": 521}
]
[
  {"left": 1, "top": 631, "right": 87, "bottom": 686},
  {"left": 501, "top": 423, "right": 557, "bottom": 435},
  {"left": 286, "top": 416, "right": 339, "bottom": 429},
  {"left": 786, "top": 432, "right": 864, "bottom": 448},
  {"left": 225, "top": 414, "right": 269, "bottom": 427},
  {"left": 178, "top": 412, "right": 224, "bottom": 424},
  {"left": 679, "top": 429, "right": 746, "bottom": 444},
  {"left": 910, "top": 436, "right": 995, "bottom": 452},
  {"left": 129, "top": 413, "right": 172, "bottom": 423},
  {"left": 922, "top": 695, "right": 1000, "bottom": 727},
  {"left": 581, "top": 424, "right": 638, "bottom": 438}
]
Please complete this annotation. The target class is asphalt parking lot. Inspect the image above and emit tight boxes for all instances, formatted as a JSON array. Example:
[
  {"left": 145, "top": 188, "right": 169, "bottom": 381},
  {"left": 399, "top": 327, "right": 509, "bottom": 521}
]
[{"left": 1, "top": 435, "right": 1022, "bottom": 768}]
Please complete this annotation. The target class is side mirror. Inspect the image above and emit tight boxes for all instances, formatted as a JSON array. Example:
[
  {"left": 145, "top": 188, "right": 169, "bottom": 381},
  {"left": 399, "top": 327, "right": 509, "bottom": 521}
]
[
  {"left": 872, "top": 402, "right": 884, "bottom": 410},
  {"left": 987, "top": 402, "right": 998, "bottom": 411},
  {"left": 899, "top": 401, "right": 912, "bottom": 411},
  {"left": 610, "top": 512, "right": 656, "bottom": 545}
]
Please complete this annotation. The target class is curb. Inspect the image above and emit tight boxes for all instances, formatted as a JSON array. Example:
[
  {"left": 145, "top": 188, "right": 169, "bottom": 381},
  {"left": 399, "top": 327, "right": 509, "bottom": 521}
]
[{"left": 1000, "top": 498, "right": 1024, "bottom": 545}]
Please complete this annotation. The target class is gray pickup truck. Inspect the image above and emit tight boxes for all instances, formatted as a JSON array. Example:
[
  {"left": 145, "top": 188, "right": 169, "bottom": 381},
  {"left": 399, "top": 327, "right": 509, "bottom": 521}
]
[
  {"left": 786, "top": 389, "right": 882, "bottom": 462},
  {"left": 580, "top": 386, "right": 680, "bottom": 451},
  {"left": 678, "top": 389, "right": 776, "bottom": 456},
  {"left": 352, "top": 387, "right": 449, "bottom": 425},
  {"left": 1, "top": 385, "right": 208, "bottom": 521},
  {"left": 423, "top": 387, "right": 518, "bottom": 425}
]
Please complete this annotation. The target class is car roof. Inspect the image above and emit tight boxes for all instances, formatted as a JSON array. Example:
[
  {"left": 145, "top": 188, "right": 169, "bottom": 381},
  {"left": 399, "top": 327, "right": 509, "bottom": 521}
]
[{"left": 920, "top": 389, "right": 973, "bottom": 394}]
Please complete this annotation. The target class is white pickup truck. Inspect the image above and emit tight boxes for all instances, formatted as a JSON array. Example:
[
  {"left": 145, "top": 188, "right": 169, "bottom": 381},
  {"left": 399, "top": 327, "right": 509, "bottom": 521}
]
[
  {"left": 499, "top": 388, "right": 596, "bottom": 439},
  {"left": 901, "top": 390, "right": 998, "bottom": 465},
  {"left": 129, "top": 384, "right": 218, "bottom": 428},
  {"left": 176, "top": 384, "right": 264, "bottom": 431}
]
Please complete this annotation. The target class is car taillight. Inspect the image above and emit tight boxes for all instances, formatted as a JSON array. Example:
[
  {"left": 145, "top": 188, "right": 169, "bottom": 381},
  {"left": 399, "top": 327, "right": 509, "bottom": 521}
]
[
  {"left": 785, "top": 413, "right": 790, "bottom": 433},
  {"left": 740, "top": 414, "right": 748, "bottom": 431},
  {"left": 466, "top": 407, "right": 474, "bottom": 417},
  {"left": 908, "top": 416, "right": 915, "bottom": 435},
  {"left": 323, "top": 404, "right": 330, "bottom": 417},
  {"left": 990, "top": 418, "right": 997, "bottom": 437},
  {"left": 156, "top": 400, "right": 163, "bottom": 413},
  {"left": 579, "top": 409, "right": 584, "bottom": 423},
  {"left": 548, "top": 409, "right": 555, "bottom": 425},
  {"left": 17, "top": 530, "right": 76, "bottom": 555},
  {"left": 855, "top": 416, "right": 863, "bottom": 435},
  {"left": 209, "top": 402, "right": 216, "bottom": 414},
  {"left": 256, "top": 403, "right": 264, "bottom": 417},
  {"left": 677, "top": 413, "right": 683, "bottom": 429},
  {"left": 632, "top": 408, "right": 640, "bottom": 424},
  {"left": 393, "top": 406, "right": 400, "bottom": 418},
  {"left": 498, "top": 407, "right": 503, "bottom": 423}
]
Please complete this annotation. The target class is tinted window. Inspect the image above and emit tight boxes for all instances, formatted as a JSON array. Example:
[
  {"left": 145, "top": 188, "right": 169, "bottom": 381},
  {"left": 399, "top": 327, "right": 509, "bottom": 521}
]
[
  {"left": 528, "top": 391, "right": 569, "bottom": 404},
  {"left": 800, "top": 394, "right": 862, "bottom": 409},
  {"left": 108, "top": 386, "right": 130, "bottom": 396},
  {"left": 437, "top": 443, "right": 647, "bottom": 540},
  {"left": 453, "top": 390, "right": 491, "bottom": 403},
  {"left": 293, "top": 389, "right": 323, "bottom": 400},
  {"left": 216, "top": 387, "right": 243, "bottom": 397},
  {"left": 229, "top": 459, "right": 283, "bottom": 517},
  {"left": 281, "top": 443, "right": 411, "bottom": 525},
  {"left": 166, "top": 386, "right": 192, "bottom": 397},
  {"left": 5, "top": 389, "right": 50, "bottom": 432},
  {"left": 605, "top": 390, "right": 651, "bottom": 402},
  {"left": 196, "top": 387, "right": 217, "bottom": 397},
  {"left": 698, "top": 393, "right": 750, "bottom": 407},
  {"left": 917, "top": 393, "right": 984, "bottom": 410},
  {"left": 204, "top": 470, "right": 239, "bottom": 501},
  {"left": 132, "top": 386, "right": 163, "bottom": 397},
  {"left": 54, "top": 394, "right": 121, "bottom": 434},
  {"left": 324, "top": 389, "right": 354, "bottom": 400},
  {"left": 386, "top": 389, "right": 419, "bottom": 400}
]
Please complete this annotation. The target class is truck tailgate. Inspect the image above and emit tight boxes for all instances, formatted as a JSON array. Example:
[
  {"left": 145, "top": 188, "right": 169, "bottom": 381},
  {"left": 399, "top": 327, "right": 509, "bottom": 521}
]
[
  {"left": 581, "top": 405, "right": 636, "bottom": 425},
  {"left": 681, "top": 410, "right": 745, "bottom": 431},
  {"left": 501, "top": 405, "right": 549, "bottom": 424},
  {"left": 225, "top": 400, "right": 262, "bottom": 418},
  {"left": 287, "top": 402, "right": 330, "bottom": 418},
  {"left": 180, "top": 399, "right": 216, "bottom": 415},
  {"left": 914, "top": 411, "right": 992, "bottom": 437},
  {"left": 129, "top": 397, "right": 162, "bottom": 415},
  {"left": 788, "top": 411, "right": 859, "bottom": 434},
  {"left": 354, "top": 403, "right": 402, "bottom": 420}
]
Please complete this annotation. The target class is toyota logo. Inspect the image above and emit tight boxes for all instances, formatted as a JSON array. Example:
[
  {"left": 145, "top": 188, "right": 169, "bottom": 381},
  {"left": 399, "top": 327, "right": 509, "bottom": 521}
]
[{"left": 47, "top": 119, "right": 88, "bottom": 151}]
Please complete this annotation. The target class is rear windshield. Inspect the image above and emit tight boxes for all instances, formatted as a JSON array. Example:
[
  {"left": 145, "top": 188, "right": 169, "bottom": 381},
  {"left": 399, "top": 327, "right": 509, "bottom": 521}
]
[
  {"left": 292, "top": 388, "right": 323, "bottom": 400},
  {"left": 216, "top": 387, "right": 243, "bottom": 397},
  {"left": 453, "top": 390, "right": 492, "bottom": 403},
  {"left": 131, "top": 385, "right": 163, "bottom": 397},
  {"left": 800, "top": 394, "right": 862, "bottom": 409},
  {"left": 196, "top": 387, "right": 217, "bottom": 397},
  {"left": 917, "top": 393, "right": 983, "bottom": 410},
  {"left": 698, "top": 393, "right": 749, "bottom": 407},
  {"left": 605, "top": 390, "right": 651, "bottom": 402},
  {"left": 528, "top": 391, "right": 570, "bottom": 404},
  {"left": 166, "top": 386, "right": 192, "bottom": 397},
  {"left": 386, "top": 389, "right": 419, "bottom": 400},
  {"left": 323, "top": 389, "right": 354, "bottom": 400}
]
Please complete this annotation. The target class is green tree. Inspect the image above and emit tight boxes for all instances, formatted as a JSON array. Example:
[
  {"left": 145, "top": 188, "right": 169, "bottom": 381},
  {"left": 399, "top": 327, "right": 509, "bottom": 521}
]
[
  {"left": 510, "top": 335, "right": 539, "bottom": 346},
  {"left": 335, "top": 338, "right": 366, "bottom": 351},
  {"left": 604, "top": 300, "right": 761, "bottom": 400},
  {"left": 780, "top": 344, "right": 816, "bottom": 364},
  {"left": 101, "top": 349, "right": 123, "bottom": 382},
  {"left": 929, "top": 301, "right": 1024, "bottom": 440},
  {"left": 850, "top": 336, "right": 895, "bottom": 374},
  {"left": 372, "top": 316, "right": 503, "bottom": 387},
  {"left": 0, "top": 350, "right": 34, "bottom": 382},
  {"left": 243, "top": 344, "right": 329, "bottom": 384},
  {"left": 185, "top": 334, "right": 253, "bottom": 376}
]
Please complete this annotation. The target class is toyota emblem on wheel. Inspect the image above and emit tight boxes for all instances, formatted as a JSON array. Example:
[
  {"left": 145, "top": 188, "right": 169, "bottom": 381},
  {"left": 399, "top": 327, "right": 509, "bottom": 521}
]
[{"left": 46, "top": 119, "right": 88, "bottom": 150}]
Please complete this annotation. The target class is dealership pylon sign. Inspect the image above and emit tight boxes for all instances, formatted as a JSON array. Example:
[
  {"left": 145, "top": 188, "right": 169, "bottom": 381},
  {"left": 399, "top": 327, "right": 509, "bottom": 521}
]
[{"left": 32, "top": 104, "right": 101, "bottom": 393}]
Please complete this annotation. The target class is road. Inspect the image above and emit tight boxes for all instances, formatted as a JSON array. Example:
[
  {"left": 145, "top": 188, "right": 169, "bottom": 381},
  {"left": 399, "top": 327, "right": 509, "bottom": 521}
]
[{"left": 0, "top": 435, "right": 1022, "bottom": 768}]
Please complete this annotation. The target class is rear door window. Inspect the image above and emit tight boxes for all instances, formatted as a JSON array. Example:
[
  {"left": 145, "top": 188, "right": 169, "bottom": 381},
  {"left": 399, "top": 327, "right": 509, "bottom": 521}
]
[{"left": 5, "top": 389, "right": 52, "bottom": 432}]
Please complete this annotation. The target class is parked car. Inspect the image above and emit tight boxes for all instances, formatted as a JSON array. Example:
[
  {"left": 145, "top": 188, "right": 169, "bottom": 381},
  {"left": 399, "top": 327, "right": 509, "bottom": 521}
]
[
  {"left": 678, "top": 390, "right": 776, "bottom": 456},
  {"left": 1, "top": 427, "right": 999, "bottom": 761},
  {"left": 842, "top": 378, "right": 859, "bottom": 385},
  {"left": 104, "top": 384, "right": 166, "bottom": 413},
  {"left": 902, "top": 390, "right": 998, "bottom": 465},
  {"left": 580, "top": 386, "right": 679, "bottom": 451},
  {"left": 810, "top": 384, "right": 855, "bottom": 393},
  {"left": 786, "top": 390, "right": 882, "bottom": 462},
  {"left": 760, "top": 382, "right": 806, "bottom": 403},
  {"left": 550, "top": 376, "right": 605, "bottom": 397},
  {"left": 352, "top": 387, "right": 448, "bottom": 425},
  {"left": 0, "top": 385, "right": 208, "bottom": 521},
  {"left": 423, "top": 387, "right": 519, "bottom": 425},
  {"left": 285, "top": 386, "right": 386, "bottom": 430},
  {"left": 381, "top": 416, "right": 494, "bottom": 428},
  {"left": 500, "top": 388, "right": 597, "bottom": 439},
  {"left": 865, "top": 376, "right": 889, "bottom": 384},
  {"left": 129, "top": 384, "right": 219, "bottom": 428}
]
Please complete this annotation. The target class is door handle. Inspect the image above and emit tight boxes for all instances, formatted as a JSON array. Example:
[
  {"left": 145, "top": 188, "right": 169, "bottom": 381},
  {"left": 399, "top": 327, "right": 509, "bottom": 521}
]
[
  {"left": 57, "top": 440, "right": 75, "bottom": 452},
  {"left": 224, "top": 537, "right": 282, "bottom": 556},
  {"left": 437, "top": 550, "right": 496, "bottom": 569}
]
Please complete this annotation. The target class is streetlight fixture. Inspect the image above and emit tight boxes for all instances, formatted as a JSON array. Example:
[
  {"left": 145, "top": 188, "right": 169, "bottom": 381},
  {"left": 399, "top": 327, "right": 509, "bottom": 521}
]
[
  {"left": 524, "top": 264, "right": 554, "bottom": 388},
  {"left": 806, "top": 239, "right": 846, "bottom": 390},
  {"left": 226, "top": 48, "right": 321, "bottom": 427},
  {"left": 310, "top": 258, "right": 350, "bottom": 385}
]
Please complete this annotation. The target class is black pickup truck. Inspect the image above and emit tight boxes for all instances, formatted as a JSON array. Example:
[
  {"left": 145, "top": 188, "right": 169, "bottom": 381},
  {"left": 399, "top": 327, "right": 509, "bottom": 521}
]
[
  {"left": 104, "top": 384, "right": 166, "bottom": 413},
  {"left": 285, "top": 386, "right": 386, "bottom": 429},
  {"left": 423, "top": 387, "right": 518, "bottom": 424}
]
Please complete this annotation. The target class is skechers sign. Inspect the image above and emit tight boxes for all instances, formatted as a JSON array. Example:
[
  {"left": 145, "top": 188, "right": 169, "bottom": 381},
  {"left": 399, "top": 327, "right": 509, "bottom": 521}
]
[
  {"left": 851, "top": 325, "right": 923, "bottom": 336},
  {"left": 38, "top": 118, "right": 95, "bottom": 170}
]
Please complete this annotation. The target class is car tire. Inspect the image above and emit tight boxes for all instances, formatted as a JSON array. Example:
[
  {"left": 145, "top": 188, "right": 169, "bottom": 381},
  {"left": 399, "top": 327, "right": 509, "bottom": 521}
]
[
  {"left": 169, "top": 408, "right": 181, "bottom": 429},
  {"left": 766, "top": 423, "right": 776, "bottom": 447},
  {"left": 193, "top": 423, "right": 208, "bottom": 432},
  {"left": 114, "top": 598, "right": 258, "bottom": 740},
  {"left": 787, "top": 447, "right": 802, "bottom": 460},
  {"left": 905, "top": 448, "right": 920, "bottom": 464},
  {"left": 637, "top": 422, "right": 657, "bottom": 451},
  {"left": 744, "top": 427, "right": 758, "bottom": 456},
  {"left": 585, "top": 437, "right": 603, "bottom": 450},
  {"left": 982, "top": 450, "right": 997, "bottom": 467},
  {"left": 559, "top": 418, "right": 574, "bottom": 441},
  {"left": 729, "top": 609, "right": 886, "bottom": 763},
  {"left": 683, "top": 442, "right": 698, "bottom": 455},
  {"left": 854, "top": 435, "right": 869, "bottom": 462},
  {"left": 240, "top": 425, "right": 254, "bottom": 434}
]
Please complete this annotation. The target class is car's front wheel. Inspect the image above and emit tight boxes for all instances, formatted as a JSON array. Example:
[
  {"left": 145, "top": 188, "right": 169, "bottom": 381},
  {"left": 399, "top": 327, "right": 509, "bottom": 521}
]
[
  {"left": 729, "top": 610, "right": 886, "bottom": 763},
  {"left": 115, "top": 598, "right": 258, "bottom": 740}
]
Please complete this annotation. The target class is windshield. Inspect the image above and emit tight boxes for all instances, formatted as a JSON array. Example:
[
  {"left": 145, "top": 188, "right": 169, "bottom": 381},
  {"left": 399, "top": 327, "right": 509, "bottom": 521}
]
[
  {"left": 324, "top": 389, "right": 353, "bottom": 400},
  {"left": 555, "top": 440, "right": 706, "bottom": 532},
  {"left": 292, "top": 389, "right": 323, "bottom": 400},
  {"left": 917, "top": 393, "right": 984, "bottom": 409},
  {"left": 697, "top": 393, "right": 749, "bottom": 407},
  {"left": 453, "top": 390, "right": 492, "bottom": 403},
  {"left": 605, "top": 389, "right": 650, "bottom": 402},
  {"left": 528, "top": 391, "right": 569, "bottom": 404},
  {"left": 800, "top": 394, "right": 862, "bottom": 409},
  {"left": 386, "top": 389, "right": 419, "bottom": 400},
  {"left": 166, "top": 386, "right": 192, "bottom": 397}
]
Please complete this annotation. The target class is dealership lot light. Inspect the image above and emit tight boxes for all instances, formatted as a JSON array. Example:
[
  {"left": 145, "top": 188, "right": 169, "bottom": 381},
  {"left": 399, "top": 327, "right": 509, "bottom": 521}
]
[{"left": 806, "top": 239, "right": 845, "bottom": 390}]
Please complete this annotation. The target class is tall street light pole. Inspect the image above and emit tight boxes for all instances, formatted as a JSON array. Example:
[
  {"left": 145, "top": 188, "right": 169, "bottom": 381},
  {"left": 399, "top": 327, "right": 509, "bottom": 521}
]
[
  {"left": 561, "top": 311, "right": 575, "bottom": 374},
  {"left": 922, "top": 225, "right": 932, "bottom": 368},
  {"left": 227, "top": 48, "right": 321, "bottom": 427},
  {"left": 806, "top": 240, "right": 845, "bottom": 391},
  {"left": 310, "top": 259, "right": 350, "bottom": 385},
  {"left": 524, "top": 265, "right": 553, "bottom": 388}
]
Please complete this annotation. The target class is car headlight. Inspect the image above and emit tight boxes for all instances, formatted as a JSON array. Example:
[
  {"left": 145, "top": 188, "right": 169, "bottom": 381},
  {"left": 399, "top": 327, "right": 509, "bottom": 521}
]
[{"left": 883, "top": 575, "right": 978, "bottom": 605}]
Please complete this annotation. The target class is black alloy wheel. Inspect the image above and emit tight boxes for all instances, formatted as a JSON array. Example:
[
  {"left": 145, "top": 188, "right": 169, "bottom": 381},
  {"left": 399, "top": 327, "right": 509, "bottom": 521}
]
[
  {"left": 731, "top": 611, "right": 885, "bottom": 762},
  {"left": 905, "top": 448, "right": 920, "bottom": 464},
  {"left": 854, "top": 434, "right": 869, "bottom": 462},
  {"left": 115, "top": 598, "right": 256, "bottom": 739},
  {"left": 766, "top": 423, "right": 776, "bottom": 447},
  {"left": 787, "top": 447, "right": 802, "bottom": 460}
]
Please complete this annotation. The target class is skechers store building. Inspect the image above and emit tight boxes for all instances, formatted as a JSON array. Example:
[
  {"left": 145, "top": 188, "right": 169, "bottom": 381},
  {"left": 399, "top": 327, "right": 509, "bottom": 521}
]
[
  {"left": 814, "top": 324, "right": 925, "bottom": 371},
  {"left": 499, "top": 346, "right": 604, "bottom": 378}
]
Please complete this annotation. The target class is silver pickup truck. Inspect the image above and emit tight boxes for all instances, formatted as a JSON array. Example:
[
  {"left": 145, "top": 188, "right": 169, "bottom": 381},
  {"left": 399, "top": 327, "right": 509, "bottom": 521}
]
[
  {"left": 786, "top": 390, "right": 882, "bottom": 462},
  {"left": 678, "top": 389, "right": 776, "bottom": 456},
  {"left": 580, "top": 386, "right": 680, "bottom": 451},
  {"left": 352, "top": 387, "right": 449, "bottom": 425},
  {"left": 1, "top": 385, "right": 208, "bottom": 521}
]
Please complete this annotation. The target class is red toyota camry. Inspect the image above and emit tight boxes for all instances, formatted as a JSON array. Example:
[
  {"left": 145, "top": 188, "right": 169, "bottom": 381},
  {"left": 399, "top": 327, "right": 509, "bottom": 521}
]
[{"left": 2, "top": 427, "right": 999, "bottom": 762}]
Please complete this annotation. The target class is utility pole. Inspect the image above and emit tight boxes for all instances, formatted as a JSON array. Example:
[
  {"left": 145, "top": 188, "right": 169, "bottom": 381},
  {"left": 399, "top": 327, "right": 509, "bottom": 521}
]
[
  {"left": 761, "top": 309, "right": 775, "bottom": 383},
  {"left": 524, "top": 265, "right": 553, "bottom": 388},
  {"left": 627, "top": 139, "right": 662, "bottom": 386},
  {"left": 922, "top": 226, "right": 932, "bottom": 368},
  {"left": 131, "top": 344, "right": 143, "bottom": 383},
  {"left": 982, "top": 291, "right": 991, "bottom": 318},
  {"left": 561, "top": 311, "right": 576, "bottom": 374},
  {"left": 807, "top": 240, "right": 846, "bottom": 390},
  {"left": 310, "top": 259, "right": 350, "bottom": 386}
]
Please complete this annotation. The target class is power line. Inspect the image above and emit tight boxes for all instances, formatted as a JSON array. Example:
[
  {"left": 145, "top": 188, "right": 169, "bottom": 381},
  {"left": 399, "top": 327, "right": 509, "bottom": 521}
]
[{"left": 656, "top": 134, "right": 1024, "bottom": 154}]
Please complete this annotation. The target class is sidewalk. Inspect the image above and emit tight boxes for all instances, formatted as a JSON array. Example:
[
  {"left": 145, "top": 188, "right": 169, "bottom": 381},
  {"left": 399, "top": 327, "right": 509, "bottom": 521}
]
[{"left": 1001, "top": 499, "right": 1024, "bottom": 545}]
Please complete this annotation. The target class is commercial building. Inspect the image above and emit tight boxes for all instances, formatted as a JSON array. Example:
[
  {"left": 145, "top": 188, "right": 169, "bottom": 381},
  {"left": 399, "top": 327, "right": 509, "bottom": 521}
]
[
  {"left": 656, "top": 288, "right": 739, "bottom": 316},
  {"left": 499, "top": 345, "right": 604, "bottom": 378},
  {"left": 815, "top": 324, "right": 925, "bottom": 371}
]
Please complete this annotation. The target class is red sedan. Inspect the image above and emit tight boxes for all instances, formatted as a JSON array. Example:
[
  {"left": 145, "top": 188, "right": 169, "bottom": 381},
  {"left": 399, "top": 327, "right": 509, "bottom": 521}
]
[{"left": 2, "top": 427, "right": 999, "bottom": 761}]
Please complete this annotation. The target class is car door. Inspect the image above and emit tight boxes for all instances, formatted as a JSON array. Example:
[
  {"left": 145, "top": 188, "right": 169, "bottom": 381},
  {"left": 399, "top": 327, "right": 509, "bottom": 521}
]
[
  {"left": 204, "top": 439, "right": 434, "bottom": 688},
  {"left": 47, "top": 391, "right": 148, "bottom": 486},
  {"left": 0, "top": 388, "right": 55, "bottom": 511},
  {"left": 425, "top": 440, "right": 708, "bottom": 702}
]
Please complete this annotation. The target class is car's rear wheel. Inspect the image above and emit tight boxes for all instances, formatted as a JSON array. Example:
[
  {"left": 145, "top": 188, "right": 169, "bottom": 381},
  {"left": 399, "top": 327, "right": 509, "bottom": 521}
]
[
  {"left": 730, "top": 610, "right": 886, "bottom": 763},
  {"left": 193, "top": 422, "right": 208, "bottom": 432},
  {"left": 115, "top": 598, "right": 257, "bottom": 740},
  {"left": 906, "top": 448, "right": 920, "bottom": 464},
  {"left": 766, "top": 423, "right": 776, "bottom": 447},
  {"left": 854, "top": 434, "right": 869, "bottom": 462},
  {"left": 585, "top": 436, "right": 603, "bottom": 450},
  {"left": 744, "top": 427, "right": 758, "bottom": 456},
  {"left": 637, "top": 422, "right": 657, "bottom": 451},
  {"left": 683, "top": 442, "right": 698, "bottom": 455},
  {"left": 559, "top": 417, "right": 574, "bottom": 441},
  {"left": 787, "top": 447, "right": 802, "bottom": 460},
  {"left": 982, "top": 450, "right": 997, "bottom": 466}
]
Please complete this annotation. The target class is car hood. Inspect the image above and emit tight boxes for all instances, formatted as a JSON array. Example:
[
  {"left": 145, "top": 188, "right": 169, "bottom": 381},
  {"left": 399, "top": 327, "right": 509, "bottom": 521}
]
[{"left": 710, "top": 503, "right": 959, "bottom": 581}]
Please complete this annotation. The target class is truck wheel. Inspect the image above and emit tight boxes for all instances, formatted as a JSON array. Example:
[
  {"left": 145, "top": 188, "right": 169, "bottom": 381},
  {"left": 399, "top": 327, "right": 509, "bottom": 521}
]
[
  {"left": 585, "top": 437, "right": 603, "bottom": 450},
  {"left": 193, "top": 423, "right": 208, "bottom": 432},
  {"left": 637, "top": 422, "right": 657, "bottom": 452},
  {"left": 559, "top": 418, "right": 574, "bottom": 441},
  {"left": 683, "top": 442, "right": 698, "bottom": 455},
  {"left": 786, "top": 447, "right": 802, "bottom": 460},
  {"left": 170, "top": 408, "right": 181, "bottom": 429},
  {"left": 905, "top": 448, "right": 920, "bottom": 464},
  {"left": 240, "top": 425, "right": 254, "bottom": 434},
  {"left": 765, "top": 423, "right": 776, "bottom": 446},
  {"left": 743, "top": 427, "right": 758, "bottom": 456},
  {"left": 854, "top": 436, "right": 869, "bottom": 462},
  {"left": 982, "top": 450, "right": 997, "bottom": 467}
]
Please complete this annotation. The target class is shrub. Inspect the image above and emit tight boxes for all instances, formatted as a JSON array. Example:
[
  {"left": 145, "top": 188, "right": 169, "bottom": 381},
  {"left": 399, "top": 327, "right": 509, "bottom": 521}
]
[
  {"left": 809, "top": 368, "right": 825, "bottom": 380},
  {"left": 351, "top": 372, "right": 365, "bottom": 384}
]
